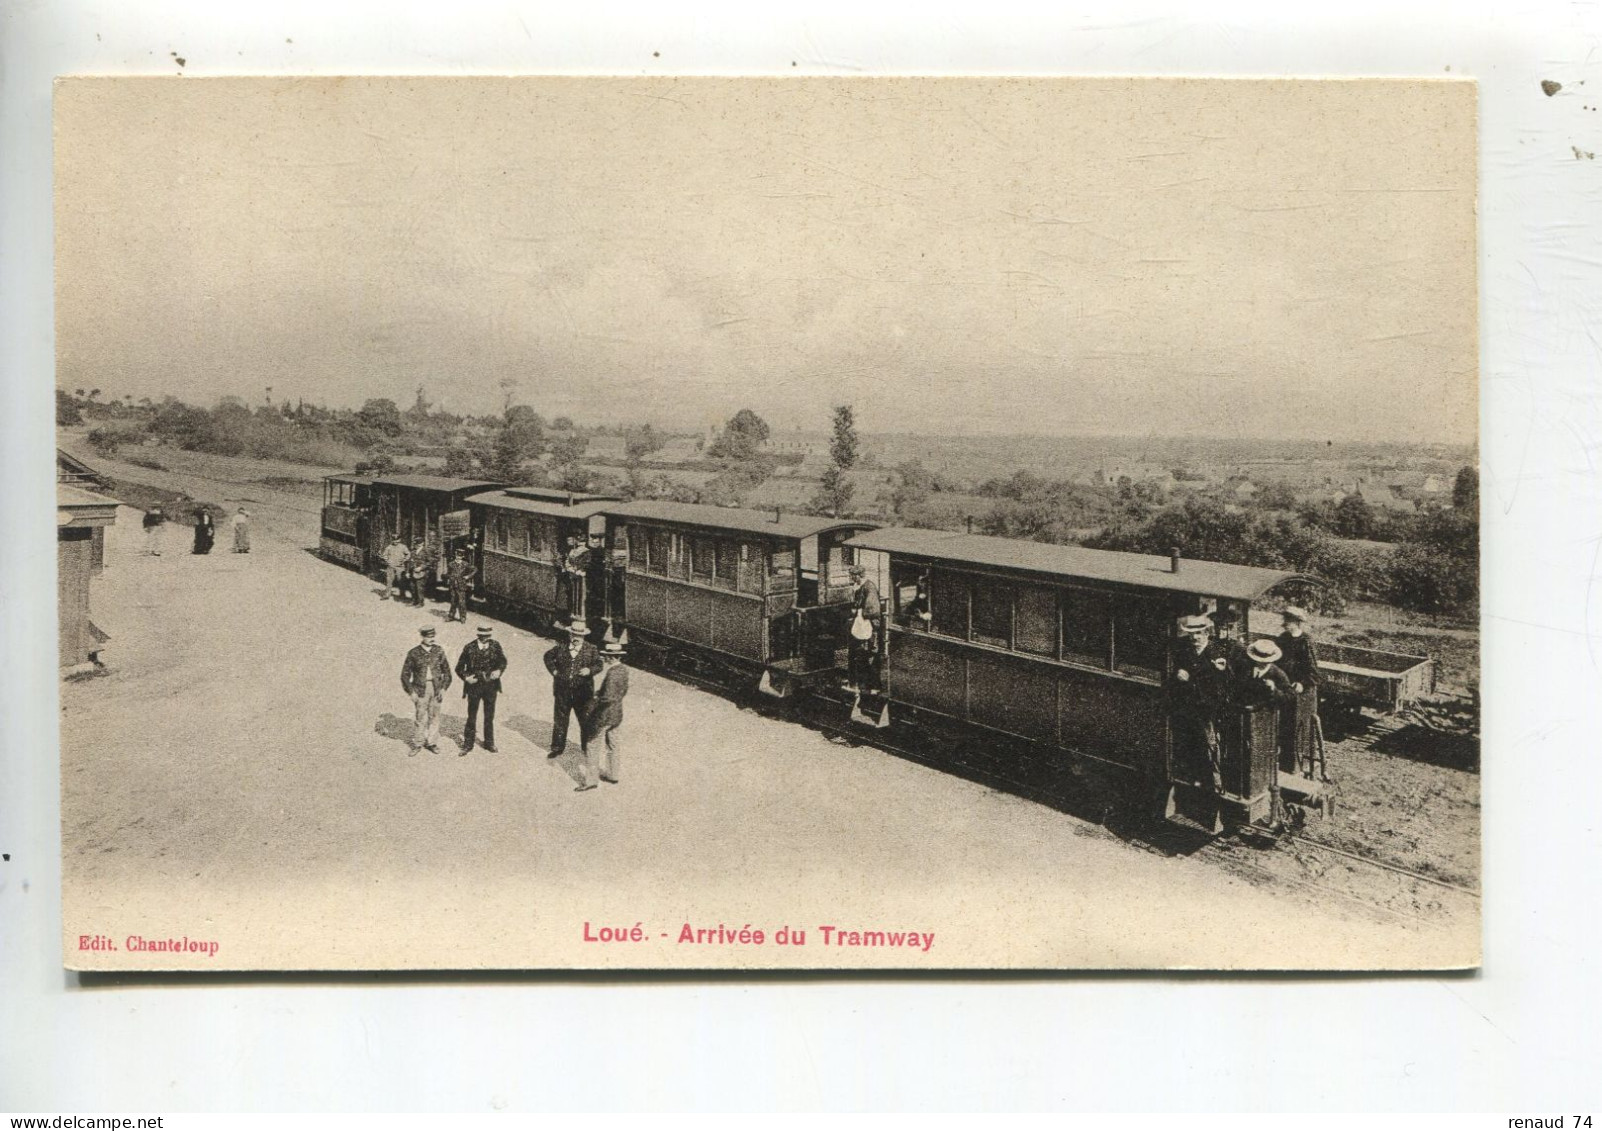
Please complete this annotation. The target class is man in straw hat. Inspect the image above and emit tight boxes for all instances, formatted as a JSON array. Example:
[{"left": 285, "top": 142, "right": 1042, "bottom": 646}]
[
  {"left": 578, "top": 629, "right": 631, "bottom": 791},
  {"left": 1235, "top": 638, "right": 1295, "bottom": 710},
  {"left": 455, "top": 623, "right": 507, "bottom": 755},
  {"left": 400, "top": 625, "right": 452, "bottom": 755},
  {"left": 1168, "top": 613, "right": 1236, "bottom": 795},
  {"left": 1275, "top": 606, "right": 1323, "bottom": 775},
  {"left": 542, "top": 617, "right": 599, "bottom": 761}
]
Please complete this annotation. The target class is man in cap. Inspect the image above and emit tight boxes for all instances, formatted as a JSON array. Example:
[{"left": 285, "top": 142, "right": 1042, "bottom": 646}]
[
  {"left": 445, "top": 548, "right": 473, "bottom": 623},
  {"left": 542, "top": 617, "right": 600, "bottom": 760},
  {"left": 455, "top": 624, "right": 508, "bottom": 754},
  {"left": 845, "top": 563, "right": 882, "bottom": 693},
  {"left": 382, "top": 536, "right": 410, "bottom": 601},
  {"left": 1275, "top": 606, "right": 1324, "bottom": 775},
  {"left": 400, "top": 625, "right": 452, "bottom": 754},
  {"left": 578, "top": 631, "right": 631, "bottom": 791}
]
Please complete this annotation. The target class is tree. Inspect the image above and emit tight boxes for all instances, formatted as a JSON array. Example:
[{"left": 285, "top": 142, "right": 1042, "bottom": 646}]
[
  {"left": 56, "top": 389, "right": 83, "bottom": 426},
  {"left": 624, "top": 424, "right": 666, "bottom": 465},
  {"left": 357, "top": 398, "right": 404, "bottom": 438},
  {"left": 810, "top": 404, "right": 859, "bottom": 516},
  {"left": 1332, "top": 492, "right": 1375, "bottom": 539},
  {"left": 1254, "top": 481, "right": 1299, "bottom": 511},
  {"left": 548, "top": 431, "right": 591, "bottom": 492},
  {"left": 707, "top": 408, "right": 771, "bottom": 461},
  {"left": 490, "top": 406, "right": 546, "bottom": 482},
  {"left": 888, "top": 458, "right": 935, "bottom": 518},
  {"left": 443, "top": 446, "right": 481, "bottom": 477},
  {"left": 1453, "top": 466, "right": 1479, "bottom": 511}
]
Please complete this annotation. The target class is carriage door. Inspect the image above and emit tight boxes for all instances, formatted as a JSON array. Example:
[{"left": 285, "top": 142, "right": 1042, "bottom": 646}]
[{"left": 797, "top": 535, "right": 820, "bottom": 606}]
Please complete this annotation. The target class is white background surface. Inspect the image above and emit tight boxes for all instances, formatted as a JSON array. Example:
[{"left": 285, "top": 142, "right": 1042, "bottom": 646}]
[{"left": 3, "top": 0, "right": 1599, "bottom": 1113}]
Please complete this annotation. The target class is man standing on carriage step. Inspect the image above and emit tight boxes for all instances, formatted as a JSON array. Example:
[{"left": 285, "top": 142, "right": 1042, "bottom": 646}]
[
  {"left": 543, "top": 617, "right": 599, "bottom": 761},
  {"left": 1168, "top": 614, "right": 1234, "bottom": 794},
  {"left": 455, "top": 624, "right": 507, "bottom": 754},
  {"left": 1274, "top": 606, "right": 1324, "bottom": 775},
  {"left": 845, "top": 563, "right": 882, "bottom": 693},
  {"left": 400, "top": 625, "right": 451, "bottom": 754}
]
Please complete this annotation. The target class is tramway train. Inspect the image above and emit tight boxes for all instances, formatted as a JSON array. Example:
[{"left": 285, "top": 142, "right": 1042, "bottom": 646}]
[{"left": 319, "top": 472, "right": 1431, "bottom": 831}]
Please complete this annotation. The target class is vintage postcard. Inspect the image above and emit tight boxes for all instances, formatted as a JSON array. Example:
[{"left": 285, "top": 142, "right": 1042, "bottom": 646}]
[{"left": 54, "top": 76, "right": 1479, "bottom": 970}]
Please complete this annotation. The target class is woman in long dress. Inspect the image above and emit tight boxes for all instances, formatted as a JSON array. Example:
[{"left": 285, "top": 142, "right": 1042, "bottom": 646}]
[
  {"left": 192, "top": 508, "right": 215, "bottom": 555},
  {"left": 232, "top": 508, "right": 251, "bottom": 553}
]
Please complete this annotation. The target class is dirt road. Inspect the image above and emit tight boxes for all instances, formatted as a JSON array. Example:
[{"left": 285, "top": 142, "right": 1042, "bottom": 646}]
[{"left": 60, "top": 451, "right": 1478, "bottom": 969}]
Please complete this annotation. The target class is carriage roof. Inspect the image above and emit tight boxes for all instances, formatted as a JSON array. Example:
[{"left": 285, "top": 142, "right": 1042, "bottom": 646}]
[
  {"left": 845, "top": 527, "right": 1305, "bottom": 602},
  {"left": 466, "top": 490, "right": 620, "bottom": 520},
  {"left": 609, "top": 500, "right": 877, "bottom": 542},
  {"left": 370, "top": 474, "right": 506, "bottom": 493}
]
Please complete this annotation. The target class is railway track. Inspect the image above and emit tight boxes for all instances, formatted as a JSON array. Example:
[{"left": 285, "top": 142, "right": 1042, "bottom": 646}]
[{"left": 627, "top": 651, "right": 1478, "bottom": 923}]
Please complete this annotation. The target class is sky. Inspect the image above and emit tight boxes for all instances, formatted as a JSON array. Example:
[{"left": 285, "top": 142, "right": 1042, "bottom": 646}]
[{"left": 55, "top": 77, "right": 1478, "bottom": 443}]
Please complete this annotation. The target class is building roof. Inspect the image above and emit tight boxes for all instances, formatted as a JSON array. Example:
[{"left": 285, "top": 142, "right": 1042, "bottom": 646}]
[
  {"left": 844, "top": 527, "right": 1305, "bottom": 601},
  {"left": 466, "top": 490, "right": 619, "bottom": 520},
  {"left": 57, "top": 483, "right": 120, "bottom": 526},
  {"left": 609, "top": 500, "right": 877, "bottom": 541},
  {"left": 371, "top": 474, "right": 506, "bottom": 494},
  {"left": 324, "top": 474, "right": 377, "bottom": 485},
  {"left": 57, "top": 448, "right": 111, "bottom": 488}
]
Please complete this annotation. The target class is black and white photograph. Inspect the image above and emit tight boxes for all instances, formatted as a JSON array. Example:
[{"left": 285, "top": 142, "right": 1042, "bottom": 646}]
[{"left": 49, "top": 74, "right": 1483, "bottom": 971}]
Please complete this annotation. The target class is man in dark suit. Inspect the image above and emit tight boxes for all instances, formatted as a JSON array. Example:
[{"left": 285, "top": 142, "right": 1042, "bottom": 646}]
[
  {"left": 543, "top": 618, "right": 599, "bottom": 760},
  {"left": 400, "top": 625, "right": 452, "bottom": 754},
  {"left": 578, "top": 633, "right": 631, "bottom": 791},
  {"left": 1275, "top": 605, "right": 1324, "bottom": 775},
  {"left": 455, "top": 624, "right": 507, "bottom": 754},
  {"left": 1168, "top": 614, "right": 1235, "bottom": 792}
]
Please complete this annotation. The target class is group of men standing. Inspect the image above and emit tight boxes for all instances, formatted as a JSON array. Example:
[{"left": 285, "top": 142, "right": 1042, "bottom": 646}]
[
  {"left": 381, "top": 535, "right": 475, "bottom": 620},
  {"left": 1166, "top": 606, "right": 1324, "bottom": 796},
  {"left": 398, "top": 616, "right": 630, "bottom": 793}
]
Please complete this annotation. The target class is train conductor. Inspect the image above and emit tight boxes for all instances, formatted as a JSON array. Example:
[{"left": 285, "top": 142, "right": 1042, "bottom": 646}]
[
  {"left": 543, "top": 617, "right": 600, "bottom": 760},
  {"left": 455, "top": 624, "right": 507, "bottom": 754}
]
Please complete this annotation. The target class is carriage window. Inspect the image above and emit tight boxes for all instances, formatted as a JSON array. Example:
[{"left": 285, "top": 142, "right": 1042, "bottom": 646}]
[
  {"left": 825, "top": 542, "right": 853, "bottom": 588},
  {"left": 493, "top": 516, "right": 509, "bottom": 553},
  {"left": 1061, "top": 588, "right": 1112, "bottom": 667},
  {"left": 690, "top": 536, "right": 715, "bottom": 581},
  {"left": 1014, "top": 584, "right": 1057, "bottom": 657},
  {"left": 626, "top": 526, "right": 646, "bottom": 570},
  {"left": 1113, "top": 595, "right": 1168, "bottom": 680},
  {"left": 669, "top": 533, "right": 690, "bottom": 580},
  {"left": 892, "top": 565, "right": 929, "bottom": 627},
  {"left": 929, "top": 569, "right": 968, "bottom": 639},
  {"left": 737, "top": 543, "right": 764, "bottom": 594},
  {"left": 971, "top": 582, "right": 1012, "bottom": 648},
  {"left": 715, "top": 540, "right": 740, "bottom": 590},
  {"left": 528, "top": 519, "right": 545, "bottom": 558},
  {"left": 648, "top": 528, "right": 670, "bottom": 577},
  {"left": 768, "top": 548, "right": 797, "bottom": 590}
]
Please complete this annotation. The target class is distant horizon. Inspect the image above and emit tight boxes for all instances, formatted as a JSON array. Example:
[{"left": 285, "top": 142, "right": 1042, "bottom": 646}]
[{"left": 56, "top": 78, "right": 1478, "bottom": 447}]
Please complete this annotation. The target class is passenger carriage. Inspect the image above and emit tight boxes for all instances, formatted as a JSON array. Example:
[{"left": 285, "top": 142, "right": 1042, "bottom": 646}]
[
  {"left": 606, "top": 501, "right": 876, "bottom": 693},
  {"left": 319, "top": 474, "right": 378, "bottom": 570},
  {"left": 467, "top": 487, "right": 622, "bottom": 627},
  {"left": 844, "top": 528, "right": 1312, "bottom": 828}
]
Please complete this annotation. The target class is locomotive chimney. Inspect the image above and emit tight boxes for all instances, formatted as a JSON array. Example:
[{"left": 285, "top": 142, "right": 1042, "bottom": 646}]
[
  {"left": 1170, "top": 547, "right": 1181, "bottom": 573},
  {"left": 773, "top": 506, "right": 782, "bottom": 523},
  {"left": 965, "top": 515, "right": 974, "bottom": 534},
  {"left": 567, "top": 490, "right": 575, "bottom": 505}
]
